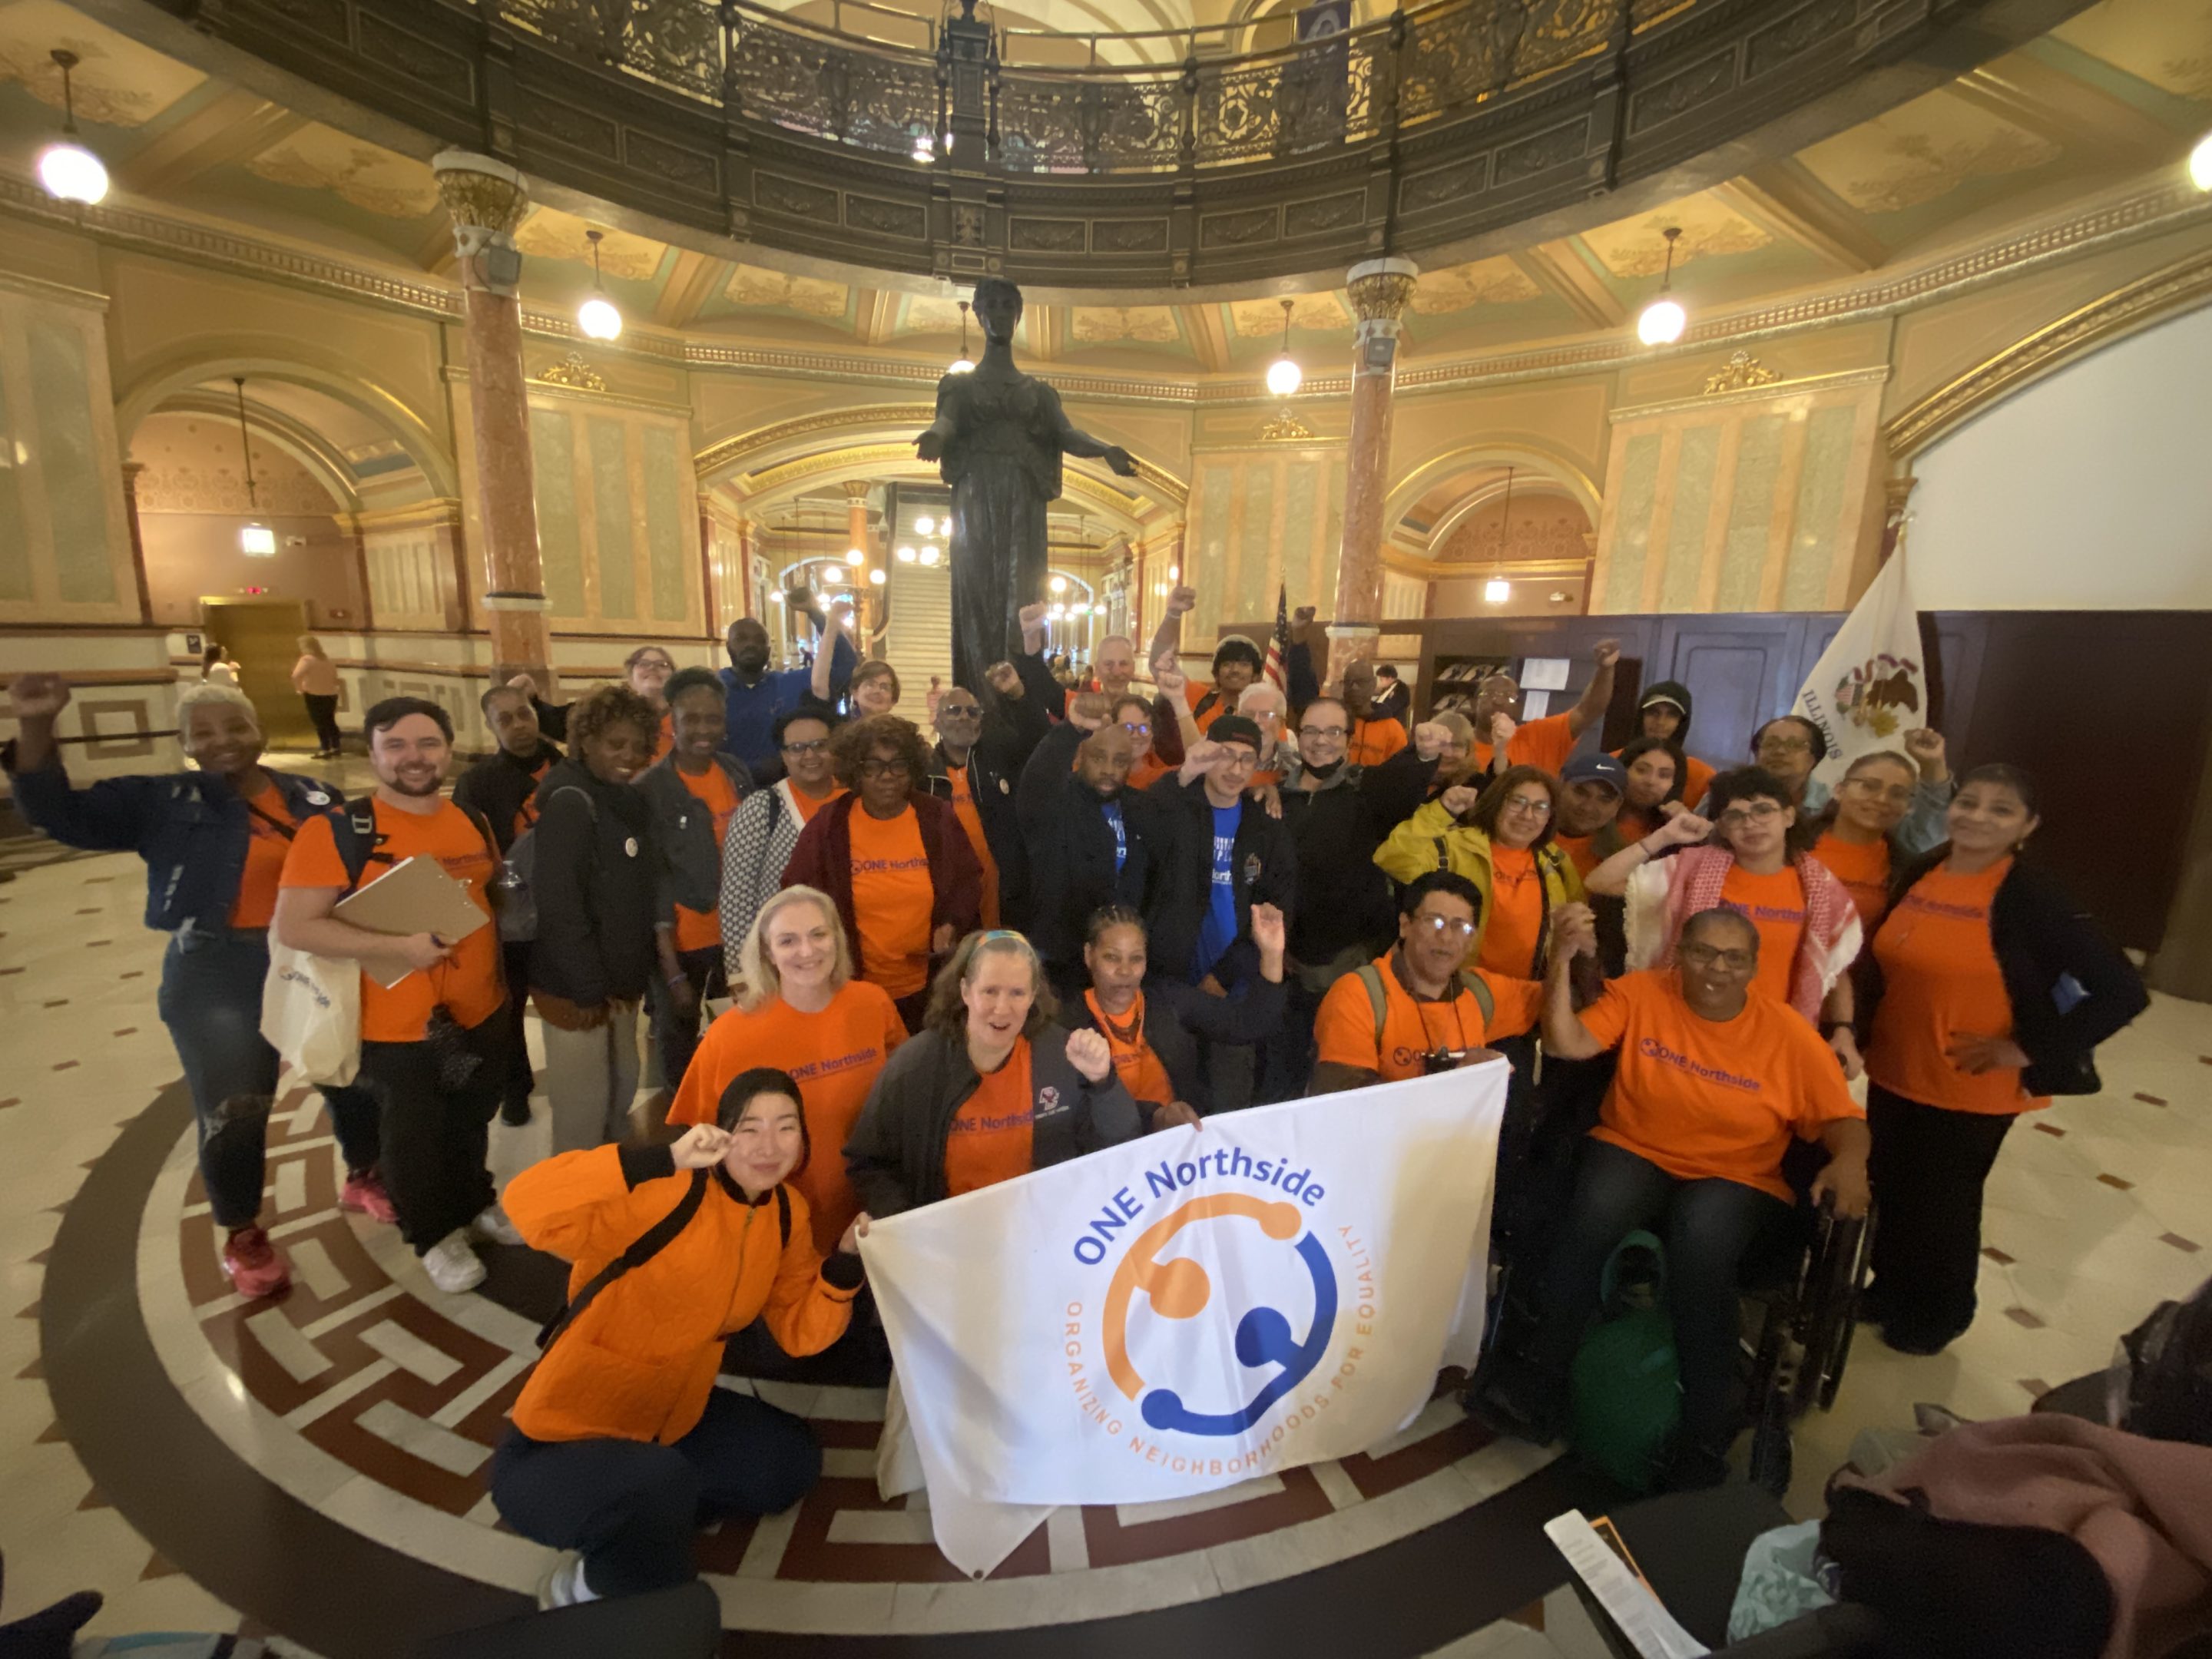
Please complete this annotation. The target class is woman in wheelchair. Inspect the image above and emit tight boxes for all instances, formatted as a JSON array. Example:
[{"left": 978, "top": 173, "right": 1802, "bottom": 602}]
[{"left": 1475, "top": 906, "right": 1870, "bottom": 1491}]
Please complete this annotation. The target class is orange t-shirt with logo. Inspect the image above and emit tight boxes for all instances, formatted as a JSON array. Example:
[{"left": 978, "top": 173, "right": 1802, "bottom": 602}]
[
  {"left": 512, "top": 754, "right": 555, "bottom": 840},
  {"left": 1813, "top": 833, "right": 1892, "bottom": 929},
  {"left": 847, "top": 806, "right": 935, "bottom": 998},
  {"left": 1718, "top": 863, "right": 1806, "bottom": 1006},
  {"left": 667, "top": 979, "right": 908, "bottom": 1252},
  {"left": 1474, "top": 712, "right": 1575, "bottom": 777},
  {"left": 1480, "top": 844, "right": 1545, "bottom": 978},
  {"left": 671, "top": 764, "right": 743, "bottom": 954},
  {"left": 1313, "top": 953, "right": 1543, "bottom": 1081},
  {"left": 1554, "top": 833, "right": 1599, "bottom": 879},
  {"left": 945, "top": 1041, "right": 1035, "bottom": 1196},
  {"left": 1347, "top": 717, "right": 1407, "bottom": 769},
  {"left": 1086, "top": 991, "right": 1176, "bottom": 1108},
  {"left": 945, "top": 762, "right": 1002, "bottom": 929},
  {"left": 229, "top": 785, "right": 297, "bottom": 930},
  {"left": 1869, "top": 859, "right": 2043, "bottom": 1117},
  {"left": 1578, "top": 969, "right": 1863, "bottom": 1202},
  {"left": 787, "top": 781, "right": 838, "bottom": 826},
  {"left": 279, "top": 800, "right": 502, "bottom": 1042}
]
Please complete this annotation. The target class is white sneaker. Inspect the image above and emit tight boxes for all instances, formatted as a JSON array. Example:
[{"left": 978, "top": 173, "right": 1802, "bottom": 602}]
[
  {"left": 471, "top": 1203, "right": 524, "bottom": 1247},
  {"left": 536, "top": 1551, "right": 598, "bottom": 1610},
  {"left": 420, "top": 1230, "right": 486, "bottom": 1293}
]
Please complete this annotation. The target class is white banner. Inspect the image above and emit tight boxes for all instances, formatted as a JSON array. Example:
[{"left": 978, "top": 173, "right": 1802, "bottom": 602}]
[
  {"left": 858, "top": 1062, "right": 1507, "bottom": 1578},
  {"left": 1793, "top": 551, "right": 1927, "bottom": 790}
]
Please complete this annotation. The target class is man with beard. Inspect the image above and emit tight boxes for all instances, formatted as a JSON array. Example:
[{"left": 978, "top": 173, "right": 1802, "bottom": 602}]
[
  {"left": 276, "top": 698, "right": 514, "bottom": 1293},
  {"left": 1336, "top": 658, "right": 1410, "bottom": 768},
  {"left": 452, "top": 684, "right": 562, "bottom": 1125},
  {"left": 1018, "top": 700, "right": 1174, "bottom": 997},
  {"left": 720, "top": 588, "right": 854, "bottom": 779}
]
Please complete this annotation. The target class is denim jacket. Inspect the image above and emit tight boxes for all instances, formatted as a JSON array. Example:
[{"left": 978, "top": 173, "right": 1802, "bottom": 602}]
[{"left": 5, "top": 756, "right": 340, "bottom": 934}]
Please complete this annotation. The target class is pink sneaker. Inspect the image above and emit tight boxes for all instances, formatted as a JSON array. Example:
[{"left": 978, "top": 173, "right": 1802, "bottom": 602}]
[
  {"left": 341, "top": 1168, "right": 399, "bottom": 1225},
  {"left": 221, "top": 1227, "right": 292, "bottom": 1299}
]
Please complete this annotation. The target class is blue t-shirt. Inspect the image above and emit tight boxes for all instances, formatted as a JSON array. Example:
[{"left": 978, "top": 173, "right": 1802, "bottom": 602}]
[
  {"left": 1193, "top": 803, "right": 1241, "bottom": 980},
  {"left": 1100, "top": 798, "right": 1128, "bottom": 873}
]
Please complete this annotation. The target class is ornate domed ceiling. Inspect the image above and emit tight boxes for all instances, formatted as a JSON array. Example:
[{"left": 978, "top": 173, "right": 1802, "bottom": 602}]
[{"left": 1, "top": 0, "right": 2206, "bottom": 382}]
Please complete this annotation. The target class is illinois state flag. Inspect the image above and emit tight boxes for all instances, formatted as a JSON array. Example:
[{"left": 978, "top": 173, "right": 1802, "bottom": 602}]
[
  {"left": 1793, "top": 550, "right": 1927, "bottom": 791},
  {"left": 858, "top": 1063, "right": 1505, "bottom": 1578}
]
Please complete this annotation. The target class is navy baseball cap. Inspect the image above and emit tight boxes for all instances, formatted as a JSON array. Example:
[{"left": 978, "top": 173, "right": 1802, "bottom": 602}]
[{"left": 1561, "top": 751, "right": 1627, "bottom": 793}]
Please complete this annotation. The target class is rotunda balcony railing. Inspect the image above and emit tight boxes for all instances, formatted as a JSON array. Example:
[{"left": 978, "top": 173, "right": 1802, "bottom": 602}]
[{"left": 151, "top": 0, "right": 2068, "bottom": 292}]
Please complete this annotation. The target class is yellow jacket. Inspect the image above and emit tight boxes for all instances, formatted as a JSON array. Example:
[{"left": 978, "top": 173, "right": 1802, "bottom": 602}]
[{"left": 1373, "top": 800, "right": 1584, "bottom": 969}]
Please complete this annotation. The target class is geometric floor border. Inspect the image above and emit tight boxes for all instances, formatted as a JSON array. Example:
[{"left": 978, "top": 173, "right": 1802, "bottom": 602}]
[{"left": 48, "top": 1081, "right": 1615, "bottom": 1657}]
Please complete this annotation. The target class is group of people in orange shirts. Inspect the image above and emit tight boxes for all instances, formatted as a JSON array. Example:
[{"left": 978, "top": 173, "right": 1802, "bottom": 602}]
[{"left": 1, "top": 591, "right": 2151, "bottom": 1598}]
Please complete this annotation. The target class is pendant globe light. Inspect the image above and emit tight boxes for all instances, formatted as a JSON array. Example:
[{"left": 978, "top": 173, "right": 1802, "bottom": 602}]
[
  {"left": 1265, "top": 298, "right": 1302, "bottom": 398},
  {"left": 1636, "top": 227, "right": 1687, "bottom": 346},
  {"left": 949, "top": 300, "right": 975, "bottom": 374},
  {"left": 233, "top": 377, "right": 276, "bottom": 558},
  {"left": 38, "top": 50, "right": 108, "bottom": 206},
  {"left": 1483, "top": 465, "right": 1514, "bottom": 604},
  {"left": 577, "top": 230, "right": 623, "bottom": 341},
  {"left": 2192, "top": 131, "right": 2212, "bottom": 192}
]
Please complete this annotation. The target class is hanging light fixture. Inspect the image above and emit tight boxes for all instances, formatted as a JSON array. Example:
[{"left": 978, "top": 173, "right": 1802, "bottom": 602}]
[
  {"left": 1265, "top": 298, "right": 1303, "bottom": 399},
  {"left": 2192, "top": 131, "right": 2212, "bottom": 192},
  {"left": 919, "top": 543, "right": 942, "bottom": 565},
  {"left": 896, "top": 544, "right": 917, "bottom": 563},
  {"left": 869, "top": 568, "right": 887, "bottom": 585},
  {"left": 577, "top": 229, "right": 623, "bottom": 341},
  {"left": 916, "top": 515, "right": 935, "bottom": 535},
  {"left": 38, "top": 50, "right": 108, "bottom": 206},
  {"left": 232, "top": 377, "right": 276, "bottom": 558},
  {"left": 948, "top": 300, "right": 975, "bottom": 374},
  {"left": 1483, "top": 465, "right": 1515, "bottom": 604},
  {"left": 1637, "top": 227, "right": 1687, "bottom": 346}
]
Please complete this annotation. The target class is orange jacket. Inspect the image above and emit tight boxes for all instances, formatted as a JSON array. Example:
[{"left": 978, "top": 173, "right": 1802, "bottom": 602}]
[{"left": 505, "top": 1145, "right": 857, "bottom": 1445}]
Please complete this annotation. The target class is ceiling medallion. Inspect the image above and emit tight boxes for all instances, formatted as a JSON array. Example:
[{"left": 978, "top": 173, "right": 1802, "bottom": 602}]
[
  {"left": 536, "top": 352, "right": 607, "bottom": 391},
  {"left": 1260, "top": 409, "right": 1315, "bottom": 442},
  {"left": 1702, "top": 349, "right": 1780, "bottom": 395}
]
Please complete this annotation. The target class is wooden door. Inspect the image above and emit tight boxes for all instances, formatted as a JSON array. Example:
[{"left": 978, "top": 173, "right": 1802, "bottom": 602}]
[
  {"left": 1650, "top": 613, "right": 1818, "bottom": 773},
  {"left": 202, "top": 598, "right": 313, "bottom": 749}
]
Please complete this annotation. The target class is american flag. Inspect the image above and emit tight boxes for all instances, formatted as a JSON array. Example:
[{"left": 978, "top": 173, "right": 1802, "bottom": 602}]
[{"left": 1263, "top": 584, "right": 1290, "bottom": 692}]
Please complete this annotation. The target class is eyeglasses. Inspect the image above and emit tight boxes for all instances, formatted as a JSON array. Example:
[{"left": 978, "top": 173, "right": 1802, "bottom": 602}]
[
  {"left": 1844, "top": 777, "right": 1913, "bottom": 805},
  {"left": 1121, "top": 720, "right": 1151, "bottom": 737},
  {"left": 1757, "top": 735, "right": 1812, "bottom": 755},
  {"left": 1502, "top": 796, "right": 1552, "bottom": 818},
  {"left": 781, "top": 739, "right": 830, "bottom": 757},
  {"left": 1215, "top": 750, "right": 1257, "bottom": 769},
  {"left": 1717, "top": 801, "right": 1783, "bottom": 828},
  {"left": 1412, "top": 915, "right": 1478, "bottom": 940},
  {"left": 1679, "top": 942, "right": 1754, "bottom": 972},
  {"left": 938, "top": 704, "right": 982, "bottom": 720},
  {"left": 1302, "top": 724, "right": 1349, "bottom": 740},
  {"left": 860, "top": 758, "right": 912, "bottom": 780}
]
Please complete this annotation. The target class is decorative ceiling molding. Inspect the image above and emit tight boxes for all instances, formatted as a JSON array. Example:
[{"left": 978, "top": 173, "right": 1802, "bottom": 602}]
[
  {"left": 1611, "top": 366, "right": 1889, "bottom": 423},
  {"left": 1883, "top": 247, "right": 2212, "bottom": 460},
  {"left": 698, "top": 405, "right": 941, "bottom": 482}
]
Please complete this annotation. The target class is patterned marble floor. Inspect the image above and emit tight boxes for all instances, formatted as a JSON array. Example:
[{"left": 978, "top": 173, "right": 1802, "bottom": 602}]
[{"left": 2, "top": 829, "right": 2207, "bottom": 1654}]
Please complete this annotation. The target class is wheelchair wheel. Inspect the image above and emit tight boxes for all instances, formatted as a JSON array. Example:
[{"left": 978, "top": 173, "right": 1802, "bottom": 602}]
[
  {"left": 1747, "top": 1386, "right": 1793, "bottom": 1498},
  {"left": 1791, "top": 1211, "right": 1870, "bottom": 1419}
]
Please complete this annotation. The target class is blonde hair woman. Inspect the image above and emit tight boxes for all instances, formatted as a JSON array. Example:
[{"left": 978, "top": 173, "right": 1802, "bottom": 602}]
[
  {"left": 667, "top": 886, "right": 906, "bottom": 1256},
  {"left": 843, "top": 929, "right": 1141, "bottom": 1217},
  {"left": 290, "top": 634, "right": 343, "bottom": 758}
]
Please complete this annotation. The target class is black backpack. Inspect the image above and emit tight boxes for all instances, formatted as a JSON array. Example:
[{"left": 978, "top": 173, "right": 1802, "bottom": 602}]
[{"left": 2111, "top": 1273, "right": 2212, "bottom": 1446}]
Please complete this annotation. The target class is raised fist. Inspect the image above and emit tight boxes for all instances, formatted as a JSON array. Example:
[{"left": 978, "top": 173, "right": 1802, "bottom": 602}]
[
  {"left": 1153, "top": 662, "right": 1187, "bottom": 699},
  {"left": 1440, "top": 783, "right": 1481, "bottom": 817},
  {"left": 7, "top": 672, "right": 71, "bottom": 724},
  {"left": 1412, "top": 720, "right": 1450, "bottom": 761},
  {"left": 985, "top": 661, "right": 1022, "bottom": 699},
  {"left": 672, "top": 1124, "right": 733, "bottom": 1170},
  {"left": 1068, "top": 693, "right": 1111, "bottom": 732},
  {"left": 1165, "top": 585, "right": 1197, "bottom": 619},
  {"left": 1592, "top": 638, "right": 1621, "bottom": 669},
  {"left": 1903, "top": 727, "right": 1947, "bottom": 774},
  {"left": 1065, "top": 1027, "right": 1113, "bottom": 1083},
  {"left": 1018, "top": 601, "right": 1048, "bottom": 631}
]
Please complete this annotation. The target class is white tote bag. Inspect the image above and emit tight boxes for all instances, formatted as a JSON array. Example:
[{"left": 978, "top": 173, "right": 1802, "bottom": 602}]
[{"left": 261, "top": 940, "right": 363, "bottom": 1088}]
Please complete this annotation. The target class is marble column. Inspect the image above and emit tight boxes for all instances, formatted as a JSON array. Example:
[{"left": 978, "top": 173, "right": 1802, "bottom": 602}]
[
  {"left": 1326, "top": 256, "right": 1419, "bottom": 690},
  {"left": 118, "top": 461, "right": 154, "bottom": 623},
  {"left": 432, "top": 150, "right": 553, "bottom": 694}
]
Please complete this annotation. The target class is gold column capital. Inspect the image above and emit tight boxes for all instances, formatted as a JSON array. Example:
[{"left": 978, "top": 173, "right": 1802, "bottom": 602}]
[
  {"left": 840, "top": 478, "right": 873, "bottom": 503},
  {"left": 1346, "top": 257, "right": 1421, "bottom": 327},
  {"left": 432, "top": 151, "right": 529, "bottom": 296}
]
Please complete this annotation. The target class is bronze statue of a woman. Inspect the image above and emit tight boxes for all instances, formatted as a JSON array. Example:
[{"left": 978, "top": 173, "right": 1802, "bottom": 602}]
[{"left": 915, "top": 278, "right": 1137, "bottom": 691}]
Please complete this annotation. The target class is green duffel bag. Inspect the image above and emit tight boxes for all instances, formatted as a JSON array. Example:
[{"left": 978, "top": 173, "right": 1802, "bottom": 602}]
[{"left": 1568, "top": 1229, "right": 1681, "bottom": 1493}]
